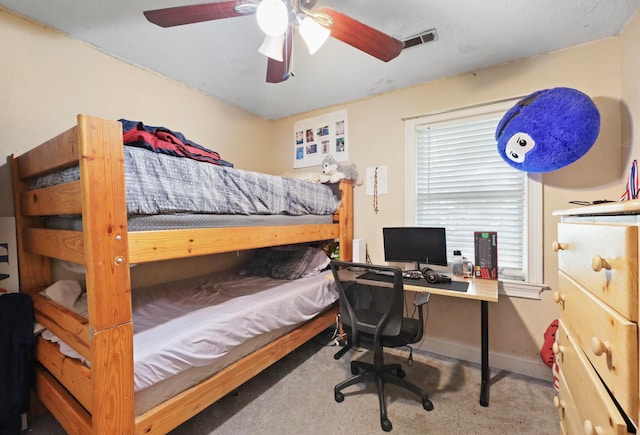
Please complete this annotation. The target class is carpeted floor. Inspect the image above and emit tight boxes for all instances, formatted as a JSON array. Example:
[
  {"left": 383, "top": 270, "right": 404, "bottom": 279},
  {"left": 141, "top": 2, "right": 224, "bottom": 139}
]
[{"left": 27, "top": 329, "right": 559, "bottom": 434}]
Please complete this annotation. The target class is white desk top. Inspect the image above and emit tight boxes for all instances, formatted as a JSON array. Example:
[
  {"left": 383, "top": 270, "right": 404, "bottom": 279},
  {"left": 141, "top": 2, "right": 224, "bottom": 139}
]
[{"left": 341, "top": 269, "right": 498, "bottom": 303}]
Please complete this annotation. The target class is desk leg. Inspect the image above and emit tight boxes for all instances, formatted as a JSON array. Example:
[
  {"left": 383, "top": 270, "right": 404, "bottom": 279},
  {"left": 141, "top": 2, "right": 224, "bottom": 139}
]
[{"left": 480, "top": 300, "right": 490, "bottom": 406}]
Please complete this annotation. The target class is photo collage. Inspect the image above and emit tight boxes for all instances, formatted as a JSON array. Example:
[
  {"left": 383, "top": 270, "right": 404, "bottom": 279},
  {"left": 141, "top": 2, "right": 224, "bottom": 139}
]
[{"left": 293, "top": 109, "right": 348, "bottom": 168}]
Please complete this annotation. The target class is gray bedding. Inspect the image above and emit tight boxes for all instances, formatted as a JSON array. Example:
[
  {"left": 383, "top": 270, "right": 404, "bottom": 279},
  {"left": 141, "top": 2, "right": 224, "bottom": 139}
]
[{"left": 30, "top": 146, "right": 340, "bottom": 217}]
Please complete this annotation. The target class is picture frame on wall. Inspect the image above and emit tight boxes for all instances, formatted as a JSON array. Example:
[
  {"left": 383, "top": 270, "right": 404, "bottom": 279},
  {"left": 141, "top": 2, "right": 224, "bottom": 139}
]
[{"left": 293, "top": 109, "right": 348, "bottom": 168}]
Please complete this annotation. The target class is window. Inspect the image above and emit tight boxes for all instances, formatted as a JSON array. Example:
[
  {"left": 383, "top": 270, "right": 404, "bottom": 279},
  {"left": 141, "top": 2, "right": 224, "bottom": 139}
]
[{"left": 405, "top": 100, "right": 545, "bottom": 298}]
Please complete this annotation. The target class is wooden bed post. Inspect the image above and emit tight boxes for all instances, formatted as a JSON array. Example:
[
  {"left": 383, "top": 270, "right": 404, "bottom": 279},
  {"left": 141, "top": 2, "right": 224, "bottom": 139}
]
[
  {"left": 77, "top": 115, "right": 135, "bottom": 434},
  {"left": 338, "top": 179, "right": 354, "bottom": 261},
  {"left": 10, "top": 158, "right": 52, "bottom": 291}
]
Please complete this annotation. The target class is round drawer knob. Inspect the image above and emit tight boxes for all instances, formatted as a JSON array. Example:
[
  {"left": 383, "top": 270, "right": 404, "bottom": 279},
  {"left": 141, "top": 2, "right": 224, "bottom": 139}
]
[
  {"left": 552, "top": 241, "right": 567, "bottom": 252},
  {"left": 591, "top": 255, "right": 611, "bottom": 272},
  {"left": 552, "top": 342, "right": 564, "bottom": 356},
  {"left": 590, "top": 337, "right": 611, "bottom": 357},
  {"left": 553, "top": 292, "right": 565, "bottom": 304},
  {"left": 553, "top": 396, "right": 565, "bottom": 409},
  {"left": 583, "top": 419, "right": 602, "bottom": 435}
]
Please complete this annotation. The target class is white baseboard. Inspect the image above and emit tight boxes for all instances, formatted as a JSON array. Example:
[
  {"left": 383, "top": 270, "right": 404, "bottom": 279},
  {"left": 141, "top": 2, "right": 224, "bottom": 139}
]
[{"left": 418, "top": 337, "right": 553, "bottom": 382}]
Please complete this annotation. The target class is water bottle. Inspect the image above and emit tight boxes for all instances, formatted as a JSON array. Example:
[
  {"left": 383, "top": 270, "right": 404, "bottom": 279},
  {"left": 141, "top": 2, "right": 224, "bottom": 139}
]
[{"left": 452, "top": 250, "right": 463, "bottom": 277}]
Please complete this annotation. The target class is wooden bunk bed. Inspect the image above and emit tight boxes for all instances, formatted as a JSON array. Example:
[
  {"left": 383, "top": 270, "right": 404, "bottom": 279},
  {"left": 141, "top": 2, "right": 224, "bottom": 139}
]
[{"left": 10, "top": 114, "right": 354, "bottom": 434}]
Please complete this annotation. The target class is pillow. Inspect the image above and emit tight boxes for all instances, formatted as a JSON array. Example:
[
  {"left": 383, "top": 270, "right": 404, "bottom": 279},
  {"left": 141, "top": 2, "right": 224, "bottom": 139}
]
[
  {"left": 42, "top": 280, "right": 82, "bottom": 310},
  {"left": 302, "top": 248, "right": 331, "bottom": 277},
  {"left": 240, "top": 246, "right": 330, "bottom": 280}
]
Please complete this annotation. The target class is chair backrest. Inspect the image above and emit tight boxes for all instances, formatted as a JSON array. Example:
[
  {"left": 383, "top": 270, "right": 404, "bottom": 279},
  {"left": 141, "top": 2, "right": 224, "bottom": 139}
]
[{"left": 330, "top": 261, "right": 406, "bottom": 348}]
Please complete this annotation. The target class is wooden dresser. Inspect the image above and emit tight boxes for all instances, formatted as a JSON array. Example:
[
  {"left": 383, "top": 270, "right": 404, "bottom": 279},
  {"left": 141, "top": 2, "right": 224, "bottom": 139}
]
[{"left": 553, "top": 202, "right": 640, "bottom": 434}]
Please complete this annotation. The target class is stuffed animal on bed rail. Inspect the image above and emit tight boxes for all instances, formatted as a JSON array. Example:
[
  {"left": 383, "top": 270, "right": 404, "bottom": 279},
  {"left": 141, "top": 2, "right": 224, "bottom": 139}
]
[
  {"left": 495, "top": 87, "right": 600, "bottom": 172},
  {"left": 320, "top": 154, "right": 361, "bottom": 184}
]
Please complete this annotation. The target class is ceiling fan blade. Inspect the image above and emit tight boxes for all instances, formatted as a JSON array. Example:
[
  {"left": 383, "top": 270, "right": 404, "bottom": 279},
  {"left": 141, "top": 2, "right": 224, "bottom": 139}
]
[
  {"left": 266, "top": 27, "right": 294, "bottom": 83},
  {"left": 144, "top": 1, "right": 257, "bottom": 28},
  {"left": 315, "top": 7, "right": 404, "bottom": 62}
]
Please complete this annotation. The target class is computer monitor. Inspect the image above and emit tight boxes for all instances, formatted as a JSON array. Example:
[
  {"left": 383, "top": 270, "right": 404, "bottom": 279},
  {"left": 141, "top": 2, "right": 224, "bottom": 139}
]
[{"left": 383, "top": 227, "right": 448, "bottom": 270}]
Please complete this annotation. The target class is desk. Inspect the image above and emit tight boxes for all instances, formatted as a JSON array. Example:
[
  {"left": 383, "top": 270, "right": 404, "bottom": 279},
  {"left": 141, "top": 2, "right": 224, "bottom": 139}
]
[{"left": 349, "top": 271, "right": 498, "bottom": 406}]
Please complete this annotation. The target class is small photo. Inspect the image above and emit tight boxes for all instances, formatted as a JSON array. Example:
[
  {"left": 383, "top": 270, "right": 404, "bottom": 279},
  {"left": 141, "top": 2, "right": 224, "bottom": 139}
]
[
  {"left": 306, "top": 143, "right": 318, "bottom": 154},
  {"left": 321, "top": 140, "right": 329, "bottom": 154},
  {"left": 335, "top": 137, "right": 345, "bottom": 152},
  {"left": 296, "top": 131, "right": 304, "bottom": 144},
  {"left": 336, "top": 120, "right": 345, "bottom": 136},
  {"left": 306, "top": 129, "right": 314, "bottom": 143},
  {"left": 317, "top": 125, "right": 329, "bottom": 136},
  {"left": 296, "top": 147, "right": 304, "bottom": 160}
]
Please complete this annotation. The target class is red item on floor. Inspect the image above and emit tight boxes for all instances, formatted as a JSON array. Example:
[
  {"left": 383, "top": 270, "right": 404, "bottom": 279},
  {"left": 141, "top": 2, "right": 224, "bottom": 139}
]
[{"left": 540, "top": 319, "right": 558, "bottom": 367}]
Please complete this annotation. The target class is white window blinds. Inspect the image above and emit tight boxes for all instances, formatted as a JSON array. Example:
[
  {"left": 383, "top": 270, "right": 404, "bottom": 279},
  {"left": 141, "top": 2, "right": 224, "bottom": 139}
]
[{"left": 414, "top": 114, "right": 526, "bottom": 280}]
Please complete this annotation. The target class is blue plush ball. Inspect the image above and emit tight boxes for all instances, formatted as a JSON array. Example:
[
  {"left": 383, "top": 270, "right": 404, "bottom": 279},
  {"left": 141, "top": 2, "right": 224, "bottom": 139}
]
[{"left": 495, "top": 87, "right": 600, "bottom": 172}]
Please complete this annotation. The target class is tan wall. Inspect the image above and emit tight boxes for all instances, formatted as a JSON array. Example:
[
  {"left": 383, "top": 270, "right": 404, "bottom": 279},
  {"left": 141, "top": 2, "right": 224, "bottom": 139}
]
[
  {"left": 0, "top": 9, "right": 273, "bottom": 218},
  {"left": 0, "top": 10, "right": 272, "bottom": 284},
  {"left": 271, "top": 14, "right": 639, "bottom": 378},
  {"left": 622, "top": 5, "right": 640, "bottom": 170},
  {"left": 2, "top": 6, "right": 639, "bottom": 379}
]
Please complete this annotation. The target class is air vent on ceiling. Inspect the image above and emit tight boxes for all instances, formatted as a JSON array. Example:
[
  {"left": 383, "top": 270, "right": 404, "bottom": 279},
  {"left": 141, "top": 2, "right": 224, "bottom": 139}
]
[{"left": 403, "top": 29, "right": 438, "bottom": 50}]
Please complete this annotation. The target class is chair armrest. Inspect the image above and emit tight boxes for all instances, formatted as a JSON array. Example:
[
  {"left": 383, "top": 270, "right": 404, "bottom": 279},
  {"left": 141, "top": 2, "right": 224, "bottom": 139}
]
[{"left": 413, "top": 292, "right": 430, "bottom": 306}]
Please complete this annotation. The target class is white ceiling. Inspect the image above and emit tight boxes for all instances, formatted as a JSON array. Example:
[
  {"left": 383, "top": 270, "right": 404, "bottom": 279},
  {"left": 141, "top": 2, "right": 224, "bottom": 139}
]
[{"left": 2, "top": 0, "right": 639, "bottom": 120}]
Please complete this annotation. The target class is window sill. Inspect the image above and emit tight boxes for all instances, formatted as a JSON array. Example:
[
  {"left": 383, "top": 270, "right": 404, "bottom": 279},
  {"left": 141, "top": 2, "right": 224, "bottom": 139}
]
[{"left": 498, "top": 280, "right": 550, "bottom": 300}]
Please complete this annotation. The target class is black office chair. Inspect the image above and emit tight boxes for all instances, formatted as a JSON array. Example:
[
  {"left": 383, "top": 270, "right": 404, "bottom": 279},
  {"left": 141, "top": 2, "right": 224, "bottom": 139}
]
[{"left": 330, "top": 261, "right": 433, "bottom": 432}]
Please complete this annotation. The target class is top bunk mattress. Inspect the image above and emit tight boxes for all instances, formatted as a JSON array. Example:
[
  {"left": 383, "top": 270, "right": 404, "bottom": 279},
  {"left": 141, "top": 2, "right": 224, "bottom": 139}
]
[{"left": 30, "top": 146, "right": 340, "bottom": 217}]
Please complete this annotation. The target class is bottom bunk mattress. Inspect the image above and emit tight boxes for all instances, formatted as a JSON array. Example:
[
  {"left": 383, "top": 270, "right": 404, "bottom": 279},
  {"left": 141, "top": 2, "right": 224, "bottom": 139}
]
[{"left": 41, "top": 268, "right": 338, "bottom": 415}]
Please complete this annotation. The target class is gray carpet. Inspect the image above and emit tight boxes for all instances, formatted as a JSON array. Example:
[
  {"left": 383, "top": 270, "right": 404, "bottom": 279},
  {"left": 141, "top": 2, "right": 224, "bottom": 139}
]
[{"left": 27, "top": 330, "right": 559, "bottom": 434}]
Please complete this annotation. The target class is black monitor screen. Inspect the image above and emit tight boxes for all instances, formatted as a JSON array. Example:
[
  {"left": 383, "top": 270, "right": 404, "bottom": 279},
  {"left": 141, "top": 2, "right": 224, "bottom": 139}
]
[{"left": 383, "top": 227, "right": 448, "bottom": 267}]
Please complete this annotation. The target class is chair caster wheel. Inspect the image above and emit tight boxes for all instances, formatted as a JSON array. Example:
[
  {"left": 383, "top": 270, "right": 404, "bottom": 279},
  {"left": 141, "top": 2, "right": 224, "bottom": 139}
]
[
  {"left": 423, "top": 398, "right": 434, "bottom": 411},
  {"left": 335, "top": 391, "right": 344, "bottom": 403},
  {"left": 396, "top": 368, "right": 406, "bottom": 378},
  {"left": 381, "top": 418, "right": 392, "bottom": 432}
]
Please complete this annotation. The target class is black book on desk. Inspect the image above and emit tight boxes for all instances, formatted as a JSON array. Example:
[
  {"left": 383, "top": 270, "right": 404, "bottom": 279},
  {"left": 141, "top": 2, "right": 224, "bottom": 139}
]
[{"left": 356, "top": 271, "right": 469, "bottom": 293}]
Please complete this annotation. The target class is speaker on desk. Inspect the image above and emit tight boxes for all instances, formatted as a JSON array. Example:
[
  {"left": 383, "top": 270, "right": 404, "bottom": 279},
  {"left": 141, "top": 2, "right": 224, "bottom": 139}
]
[{"left": 353, "top": 239, "right": 366, "bottom": 263}]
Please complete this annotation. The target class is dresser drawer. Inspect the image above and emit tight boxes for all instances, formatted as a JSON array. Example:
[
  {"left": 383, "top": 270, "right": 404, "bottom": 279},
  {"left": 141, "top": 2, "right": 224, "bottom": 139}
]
[
  {"left": 556, "top": 222, "right": 638, "bottom": 321},
  {"left": 555, "top": 367, "right": 584, "bottom": 435},
  {"left": 557, "top": 272, "right": 638, "bottom": 415},
  {"left": 555, "top": 321, "right": 629, "bottom": 434}
]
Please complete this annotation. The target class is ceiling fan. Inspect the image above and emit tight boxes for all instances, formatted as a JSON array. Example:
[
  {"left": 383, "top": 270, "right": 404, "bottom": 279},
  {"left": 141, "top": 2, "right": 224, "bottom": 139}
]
[{"left": 143, "top": 0, "right": 405, "bottom": 83}]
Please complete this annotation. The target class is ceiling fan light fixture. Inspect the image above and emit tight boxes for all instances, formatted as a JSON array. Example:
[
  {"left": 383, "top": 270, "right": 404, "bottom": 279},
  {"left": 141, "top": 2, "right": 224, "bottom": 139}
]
[
  {"left": 258, "top": 33, "right": 285, "bottom": 61},
  {"left": 299, "top": 16, "right": 330, "bottom": 55},
  {"left": 256, "top": 0, "right": 289, "bottom": 36}
]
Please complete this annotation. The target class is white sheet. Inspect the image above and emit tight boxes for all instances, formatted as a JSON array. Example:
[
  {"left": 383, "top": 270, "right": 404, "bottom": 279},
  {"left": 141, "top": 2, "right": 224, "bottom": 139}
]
[
  {"left": 131, "top": 271, "right": 337, "bottom": 391},
  {"left": 42, "top": 271, "right": 337, "bottom": 393}
]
